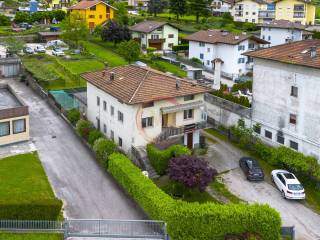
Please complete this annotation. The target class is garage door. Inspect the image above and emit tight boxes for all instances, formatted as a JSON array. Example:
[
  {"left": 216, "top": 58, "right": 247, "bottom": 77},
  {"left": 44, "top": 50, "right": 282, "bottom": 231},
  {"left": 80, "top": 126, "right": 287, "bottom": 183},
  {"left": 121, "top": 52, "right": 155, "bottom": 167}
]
[{"left": 149, "top": 42, "right": 162, "bottom": 50}]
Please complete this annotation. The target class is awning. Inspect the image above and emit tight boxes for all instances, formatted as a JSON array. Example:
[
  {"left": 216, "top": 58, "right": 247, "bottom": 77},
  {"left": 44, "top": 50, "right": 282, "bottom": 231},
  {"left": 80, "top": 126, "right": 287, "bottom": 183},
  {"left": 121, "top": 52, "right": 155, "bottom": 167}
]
[{"left": 161, "top": 100, "right": 204, "bottom": 114}]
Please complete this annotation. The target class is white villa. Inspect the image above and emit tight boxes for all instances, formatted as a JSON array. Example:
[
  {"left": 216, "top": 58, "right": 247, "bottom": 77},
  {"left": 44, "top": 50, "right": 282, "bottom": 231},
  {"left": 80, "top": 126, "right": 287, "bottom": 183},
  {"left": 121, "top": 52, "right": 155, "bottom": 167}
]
[
  {"left": 244, "top": 39, "right": 320, "bottom": 159},
  {"left": 130, "top": 21, "right": 179, "bottom": 51},
  {"left": 259, "top": 20, "right": 312, "bottom": 47},
  {"left": 82, "top": 65, "right": 209, "bottom": 153},
  {"left": 211, "top": 0, "right": 235, "bottom": 15},
  {"left": 185, "top": 29, "right": 268, "bottom": 80}
]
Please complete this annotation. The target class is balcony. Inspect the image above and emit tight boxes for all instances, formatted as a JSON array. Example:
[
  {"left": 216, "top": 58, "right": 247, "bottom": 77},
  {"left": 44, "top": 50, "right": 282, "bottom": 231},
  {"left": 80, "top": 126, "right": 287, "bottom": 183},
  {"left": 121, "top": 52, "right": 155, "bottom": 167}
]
[
  {"left": 148, "top": 38, "right": 165, "bottom": 44},
  {"left": 293, "top": 12, "right": 305, "bottom": 18},
  {"left": 258, "top": 10, "right": 275, "bottom": 18}
]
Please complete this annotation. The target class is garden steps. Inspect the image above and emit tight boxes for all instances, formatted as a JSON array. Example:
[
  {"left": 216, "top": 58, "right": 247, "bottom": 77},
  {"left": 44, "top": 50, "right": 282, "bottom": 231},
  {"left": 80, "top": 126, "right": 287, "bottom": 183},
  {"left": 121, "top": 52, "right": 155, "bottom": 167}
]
[{"left": 133, "top": 146, "right": 160, "bottom": 179}]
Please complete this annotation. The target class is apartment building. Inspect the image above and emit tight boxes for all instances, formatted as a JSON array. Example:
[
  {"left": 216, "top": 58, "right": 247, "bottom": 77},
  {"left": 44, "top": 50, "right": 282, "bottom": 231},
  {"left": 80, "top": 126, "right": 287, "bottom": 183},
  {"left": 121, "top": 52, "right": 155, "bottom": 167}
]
[
  {"left": 232, "top": 0, "right": 273, "bottom": 23},
  {"left": 185, "top": 29, "right": 268, "bottom": 80},
  {"left": 68, "top": 0, "right": 116, "bottom": 31},
  {"left": 82, "top": 65, "right": 209, "bottom": 153},
  {"left": 243, "top": 40, "right": 320, "bottom": 159},
  {"left": 130, "top": 21, "right": 179, "bottom": 51},
  {"left": 260, "top": 19, "right": 311, "bottom": 46},
  {"left": 211, "top": 0, "right": 235, "bottom": 15},
  {"left": 0, "top": 84, "right": 29, "bottom": 146}
]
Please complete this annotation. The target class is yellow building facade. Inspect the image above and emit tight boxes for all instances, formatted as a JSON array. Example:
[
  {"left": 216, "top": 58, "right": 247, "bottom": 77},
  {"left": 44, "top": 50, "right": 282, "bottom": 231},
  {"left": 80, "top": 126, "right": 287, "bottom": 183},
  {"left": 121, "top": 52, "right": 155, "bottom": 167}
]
[
  {"left": 275, "top": 0, "right": 315, "bottom": 25},
  {"left": 69, "top": 0, "right": 115, "bottom": 30}
]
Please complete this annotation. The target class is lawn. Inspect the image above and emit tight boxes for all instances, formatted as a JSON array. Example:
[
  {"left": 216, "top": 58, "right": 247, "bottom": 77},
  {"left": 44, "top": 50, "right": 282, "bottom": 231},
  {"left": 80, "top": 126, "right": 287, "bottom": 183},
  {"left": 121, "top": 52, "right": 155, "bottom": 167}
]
[
  {"left": 154, "top": 176, "right": 220, "bottom": 204},
  {"left": 149, "top": 59, "right": 187, "bottom": 78},
  {"left": 205, "top": 128, "right": 320, "bottom": 214},
  {"left": 0, "top": 152, "right": 56, "bottom": 202},
  {"left": 59, "top": 59, "right": 105, "bottom": 74},
  {"left": 209, "top": 178, "right": 244, "bottom": 204},
  {"left": 0, "top": 233, "right": 63, "bottom": 240},
  {"left": 81, "top": 41, "right": 127, "bottom": 67}
]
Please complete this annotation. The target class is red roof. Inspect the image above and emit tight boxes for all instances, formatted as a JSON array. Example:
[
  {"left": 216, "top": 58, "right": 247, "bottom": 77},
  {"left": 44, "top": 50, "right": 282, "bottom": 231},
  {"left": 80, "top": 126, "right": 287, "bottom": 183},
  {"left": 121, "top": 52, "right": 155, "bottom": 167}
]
[{"left": 69, "top": 0, "right": 115, "bottom": 10}]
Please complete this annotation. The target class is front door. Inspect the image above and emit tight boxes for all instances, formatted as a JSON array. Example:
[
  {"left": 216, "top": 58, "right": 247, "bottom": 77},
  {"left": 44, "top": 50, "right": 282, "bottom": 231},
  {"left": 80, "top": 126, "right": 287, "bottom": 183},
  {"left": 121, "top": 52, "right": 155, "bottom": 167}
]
[
  {"left": 187, "top": 132, "right": 193, "bottom": 149},
  {"left": 162, "top": 114, "right": 168, "bottom": 128}
]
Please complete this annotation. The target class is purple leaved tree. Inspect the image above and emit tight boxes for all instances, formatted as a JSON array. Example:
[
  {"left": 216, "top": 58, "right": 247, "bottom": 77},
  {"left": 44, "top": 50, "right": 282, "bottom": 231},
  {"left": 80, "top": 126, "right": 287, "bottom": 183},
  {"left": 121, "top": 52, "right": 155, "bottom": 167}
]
[{"left": 168, "top": 156, "right": 217, "bottom": 192}]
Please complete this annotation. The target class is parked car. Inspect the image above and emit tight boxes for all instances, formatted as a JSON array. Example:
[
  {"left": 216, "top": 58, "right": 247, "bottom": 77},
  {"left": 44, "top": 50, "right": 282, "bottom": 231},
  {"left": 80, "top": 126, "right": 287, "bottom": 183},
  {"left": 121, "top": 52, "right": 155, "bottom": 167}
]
[
  {"left": 19, "top": 23, "right": 32, "bottom": 30},
  {"left": 35, "top": 45, "right": 46, "bottom": 53},
  {"left": 52, "top": 48, "right": 65, "bottom": 56},
  {"left": 271, "top": 170, "right": 305, "bottom": 200},
  {"left": 24, "top": 47, "right": 34, "bottom": 54},
  {"left": 46, "top": 40, "right": 69, "bottom": 51},
  {"left": 239, "top": 157, "right": 264, "bottom": 181}
]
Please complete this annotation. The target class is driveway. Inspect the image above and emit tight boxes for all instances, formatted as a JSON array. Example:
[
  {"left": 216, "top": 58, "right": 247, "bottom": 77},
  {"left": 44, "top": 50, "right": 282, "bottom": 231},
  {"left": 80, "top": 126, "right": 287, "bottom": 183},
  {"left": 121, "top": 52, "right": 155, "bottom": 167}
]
[
  {"left": 203, "top": 131, "right": 320, "bottom": 240},
  {"left": 0, "top": 78, "right": 146, "bottom": 220}
]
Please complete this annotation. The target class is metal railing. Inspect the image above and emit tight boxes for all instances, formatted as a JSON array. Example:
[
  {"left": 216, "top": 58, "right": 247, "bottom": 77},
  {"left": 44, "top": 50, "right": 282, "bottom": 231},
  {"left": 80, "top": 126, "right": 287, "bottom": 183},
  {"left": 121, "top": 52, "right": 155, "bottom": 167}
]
[{"left": 0, "top": 219, "right": 169, "bottom": 240}]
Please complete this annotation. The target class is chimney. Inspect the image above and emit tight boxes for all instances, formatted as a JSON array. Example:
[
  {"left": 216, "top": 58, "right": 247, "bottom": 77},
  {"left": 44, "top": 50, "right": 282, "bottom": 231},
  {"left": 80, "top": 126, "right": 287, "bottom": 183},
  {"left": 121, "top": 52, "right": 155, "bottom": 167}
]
[
  {"left": 310, "top": 46, "right": 317, "bottom": 58},
  {"left": 102, "top": 70, "right": 106, "bottom": 77},
  {"left": 110, "top": 72, "right": 115, "bottom": 81},
  {"left": 176, "top": 78, "right": 180, "bottom": 90}
]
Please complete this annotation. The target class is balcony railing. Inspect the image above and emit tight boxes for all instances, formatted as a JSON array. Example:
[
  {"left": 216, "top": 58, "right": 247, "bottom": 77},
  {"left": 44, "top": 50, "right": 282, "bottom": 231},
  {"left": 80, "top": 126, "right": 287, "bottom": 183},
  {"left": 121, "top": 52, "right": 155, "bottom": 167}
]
[
  {"left": 258, "top": 10, "right": 275, "bottom": 18},
  {"left": 293, "top": 12, "right": 305, "bottom": 18},
  {"left": 149, "top": 38, "right": 165, "bottom": 44}
]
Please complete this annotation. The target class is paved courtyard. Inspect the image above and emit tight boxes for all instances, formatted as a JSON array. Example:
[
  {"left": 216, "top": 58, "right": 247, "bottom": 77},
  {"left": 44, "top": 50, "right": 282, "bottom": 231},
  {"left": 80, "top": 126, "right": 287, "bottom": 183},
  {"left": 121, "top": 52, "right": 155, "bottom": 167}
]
[
  {"left": 203, "top": 131, "right": 320, "bottom": 240},
  {"left": 0, "top": 78, "right": 146, "bottom": 220}
]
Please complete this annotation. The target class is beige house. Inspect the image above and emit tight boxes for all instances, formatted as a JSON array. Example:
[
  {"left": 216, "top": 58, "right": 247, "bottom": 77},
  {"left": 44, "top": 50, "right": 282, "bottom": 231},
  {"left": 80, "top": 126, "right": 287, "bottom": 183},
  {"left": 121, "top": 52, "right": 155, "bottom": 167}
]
[{"left": 0, "top": 84, "right": 29, "bottom": 146}]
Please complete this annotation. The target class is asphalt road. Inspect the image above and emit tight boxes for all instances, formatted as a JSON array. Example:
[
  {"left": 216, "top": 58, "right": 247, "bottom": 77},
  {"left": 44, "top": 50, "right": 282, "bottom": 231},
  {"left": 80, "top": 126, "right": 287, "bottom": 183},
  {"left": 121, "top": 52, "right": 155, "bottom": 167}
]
[
  {"left": 204, "top": 131, "right": 320, "bottom": 240},
  {"left": 1, "top": 78, "right": 146, "bottom": 220}
]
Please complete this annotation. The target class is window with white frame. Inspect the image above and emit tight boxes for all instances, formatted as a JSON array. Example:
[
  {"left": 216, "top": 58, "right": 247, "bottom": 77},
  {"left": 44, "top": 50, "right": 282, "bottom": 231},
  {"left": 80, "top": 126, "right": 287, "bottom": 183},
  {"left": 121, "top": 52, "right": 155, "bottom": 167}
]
[
  {"left": 110, "top": 106, "right": 114, "bottom": 116},
  {"left": 118, "top": 111, "right": 124, "bottom": 122},
  {"left": 13, "top": 119, "right": 26, "bottom": 134},
  {"left": 238, "top": 58, "right": 245, "bottom": 64},
  {"left": 238, "top": 45, "right": 245, "bottom": 51},
  {"left": 200, "top": 53, "right": 204, "bottom": 59},
  {"left": 199, "top": 42, "right": 205, "bottom": 47},
  {"left": 118, "top": 137, "right": 123, "bottom": 147},
  {"left": 103, "top": 101, "right": 107, "bottom": 111},
  {"left": 97, "top": 96, "right": 100, "bottom": 106},
  {"left": 142, "top": 117, "right": 153, "bottom": 128},
  {"left": 0, "top": 121, "right": 10, "bottom": 137},
  {"left": 183, "top": 109, "right": 193, "bottom": 120}
]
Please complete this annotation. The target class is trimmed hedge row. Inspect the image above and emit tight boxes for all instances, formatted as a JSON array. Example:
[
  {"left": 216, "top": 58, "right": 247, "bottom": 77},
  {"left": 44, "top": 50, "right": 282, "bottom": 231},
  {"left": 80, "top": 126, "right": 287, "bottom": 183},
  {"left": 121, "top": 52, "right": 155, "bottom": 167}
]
[
  {"left": 0, "top": 200, "right": 63, "bottom": 220},
  {"left": 108, "top": 153, "right": 281, "bottom": 240},
  {"left": 230, "top": 126, "right": 320, "bottom": 182},
  {"left": 146, "top": 144, "right": 192, "bottom": 176},
  {"left": 172, "top": 44, "right": 189, "bottom": 52}
]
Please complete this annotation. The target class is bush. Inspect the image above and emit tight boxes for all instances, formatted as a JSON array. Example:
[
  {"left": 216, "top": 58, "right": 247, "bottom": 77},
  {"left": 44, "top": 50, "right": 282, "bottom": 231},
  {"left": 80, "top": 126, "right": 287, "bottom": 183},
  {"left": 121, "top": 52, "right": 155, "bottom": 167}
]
[
  {"left": 172, "top": 44, "right": 189, "bottom": 52},
  {"left": 146, "top": 144, "right": 191, "bottom": 176},
  {"left": 88, "top": 130, "right": 104, "bottom": 146},
  {"left": 191, "top": 57, "right": 202, "bottom": 64},
  {"left": 67, "top": 108, "right": 80, "bottom": 126},
  {"left": 147, "top": 47, "right": 157, "bottom": 53},
  {"left": 76, "top": 119, "right": 93, "bottom": 141},
  {"left": 0, "top": 199, "right": 63, "bottom": 220},
  {"left": 108, "top": 153, "right": 281, "bottom": 240},
  {"left": 93, "top": 138, "right": 117, "bottom": 166}
]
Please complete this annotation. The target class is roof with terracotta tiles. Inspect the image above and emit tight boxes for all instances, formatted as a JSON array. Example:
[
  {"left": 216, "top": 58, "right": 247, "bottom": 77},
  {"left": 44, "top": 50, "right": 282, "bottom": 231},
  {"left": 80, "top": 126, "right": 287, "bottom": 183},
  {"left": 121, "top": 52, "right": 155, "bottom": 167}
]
[
  {"left": 69, "top": 0, "right": 115, "bottom": 10},
  {"left": 243, "top": 40, "right": 320, "bottom": 69},
  {"left": 185, "top": 29, "right": 269, "bottom": 45},
  {"left": 81, "top": 65, "right": 209, "bottom": 104},
  {"left": 129, "top": 21, "right": 178, "bottom": 33}
]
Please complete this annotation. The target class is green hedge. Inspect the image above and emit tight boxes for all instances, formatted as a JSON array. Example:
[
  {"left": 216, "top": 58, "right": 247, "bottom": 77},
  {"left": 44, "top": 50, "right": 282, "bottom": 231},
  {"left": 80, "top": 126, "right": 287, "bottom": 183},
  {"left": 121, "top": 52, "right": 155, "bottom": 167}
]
[
  {"left": 172, "top": 44, "right": 189, "bottom": 52},
  {"left": 0, "top": 199, "right": 63, "bottom": 220},
  {"left": 93, "top": 137, "right": 117, "bottom": 166},
  {"left": 108, "top": 153, "right": 281, "bottom": 240},
  {"left": 146, "top": 144, "right": 191, "bottom": 176},
  {"left": 230, "top": 126, "right": 320, "bottom": 182},
  {"left": 67, "top": 108, "right": 80, "bottom": 126}
]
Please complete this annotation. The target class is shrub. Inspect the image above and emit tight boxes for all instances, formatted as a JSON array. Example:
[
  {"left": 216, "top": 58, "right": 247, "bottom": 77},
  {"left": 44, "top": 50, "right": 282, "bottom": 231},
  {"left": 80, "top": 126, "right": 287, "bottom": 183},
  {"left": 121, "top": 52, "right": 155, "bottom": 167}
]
[
  {"left": 108, "top": 153, "right": 281, "bottom": 240},
  {"left": 190, "top": 57, "right": 202, "bottom": 64},
  {"left": 147, "top": 47, "right": 157, "bottom": 54},
  {"left": 146, "top": 144, "right": 191, "bottom": 176},
  {"left": 76, "top": 119, "right": 93, "bottom": 141},
  {"left": 0, "top": 199, "right": 63, "bottom": 220},
  {"left": 93, "top": 138, "right": 117, "bottom": 166},
  {"left": 172, "top": 44, "right": 189, "bottom": 52},
  {"left": 168, "top": 156, "right": 217, "bottom": 192},
  {"left": 67, "top": 108, "right": 80, "bottom": 126},
  {"left": 88, "top": 130, "right": 104, "bottom": 146}
]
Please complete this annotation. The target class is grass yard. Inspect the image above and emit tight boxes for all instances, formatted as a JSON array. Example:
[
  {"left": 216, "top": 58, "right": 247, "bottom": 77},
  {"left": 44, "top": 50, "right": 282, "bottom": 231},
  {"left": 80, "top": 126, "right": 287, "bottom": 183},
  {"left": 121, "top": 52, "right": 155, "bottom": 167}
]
[
  {"left": 59, "top": 59, "right": 105, "bottom": 74},
  {"left": 154, "top": 176, "right": 220, "bottom": 204},
  {"left": 0, "top": 233, "right": 63, "bottom": 240},
  {"left": 149, "top": 59, "right": 187, "bottom": 78},
  {"left": 0, "top": 152, "right": 56, "bottom": 202},
  {"left": 81, "top": 41, "right": 127, "bottom": 67},
  {"left": 209, "top": 178, "right": 243, "bottom": 204}
]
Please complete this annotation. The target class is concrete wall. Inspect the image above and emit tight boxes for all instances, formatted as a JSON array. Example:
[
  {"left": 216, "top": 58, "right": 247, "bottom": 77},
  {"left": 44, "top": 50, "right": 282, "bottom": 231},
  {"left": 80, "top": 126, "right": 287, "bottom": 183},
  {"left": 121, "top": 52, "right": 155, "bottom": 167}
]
[
  {"left": 260, "top": 27, "right": 303, "bottom": 47},
  {"left": 252, "top": 58, "right": 320, "bottom": 159},
  {"left": 0, "top": 115, "right": 30, "bottom": 146},
  {"left": 87, "top": 82, "right": 205, "bottom": 153}
]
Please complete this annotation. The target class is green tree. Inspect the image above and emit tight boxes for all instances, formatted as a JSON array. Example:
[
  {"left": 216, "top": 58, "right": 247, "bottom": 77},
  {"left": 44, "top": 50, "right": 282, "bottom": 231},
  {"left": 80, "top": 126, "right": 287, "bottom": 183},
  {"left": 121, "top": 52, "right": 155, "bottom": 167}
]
[
  {"left": 101, "top": 20, "right": 131, "bottom": 46},
  {"left": 113, "top": 1, "right": 129, "bottom": 25},
  {"left": 188, "top": 0, "right": 210, "bottom": 23},
  {"left": 4, "top": 38, "right": 25, "bottom": 56},
  {"left": 118, "top": 40, "right": 140, "bottom": 63},
  {"left": 14, "top": 11, "right": 31, "bottom": 24},
  {"left": 0, "top": 14, "right": 11, "bottom": 26},
  {"left": 169, "top": 0, "right": 186, "bottom": 20},
  {"left": 148, "top": 0, "right": 167, "bottom": 17},
  {"left": 61, "top": 12, "right": 88, "bottom": 47}
]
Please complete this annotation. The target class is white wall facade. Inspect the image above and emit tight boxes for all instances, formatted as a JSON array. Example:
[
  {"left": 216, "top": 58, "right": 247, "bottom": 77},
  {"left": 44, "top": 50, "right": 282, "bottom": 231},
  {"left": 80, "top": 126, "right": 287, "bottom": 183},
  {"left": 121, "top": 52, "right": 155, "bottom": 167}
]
[
  {"left": 232, "top": 0, "right": 262, "bottom": 23},
  {"left": 260, "top": 27, "right": 303, "bottom": 47},
  {"left": 87, "top": 83, "right": 206, "bottom": 153},
  {"left": 188, "top": 39, "right": 257, "bottom": 79},
  {"left": 211, "top": 0, "right": 233, "bottom": 13},
  {"left": 252, "top": 58, "right": 320, "bottom": 159}
]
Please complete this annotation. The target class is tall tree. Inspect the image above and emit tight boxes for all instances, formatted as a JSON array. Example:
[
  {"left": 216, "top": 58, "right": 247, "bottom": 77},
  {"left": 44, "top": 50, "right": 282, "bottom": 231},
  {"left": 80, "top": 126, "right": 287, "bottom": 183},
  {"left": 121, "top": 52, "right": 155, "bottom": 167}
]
[
  {"left": 61, "top": 12, "right": 88, "bottom": 47},
  {"left": 169, "top": 0, "right": 186, "bottom": 20},
  {"left": 188, "top": 0, "right": 210, "bottom": 23},
  {"left": 117, "top": 40, "right": 140, "bottom": 63},
  {"left": 148, "top": 0, "right": 167, "bottom": 17},
  {"left": 113, "top": 1, "right": 129, "bottom": 26},
  {"left": 5, "top": 38, "right": 25, "bottom": 56},
  {"left": 101, "top": 21, "right": 131, "bottom": 46}
]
